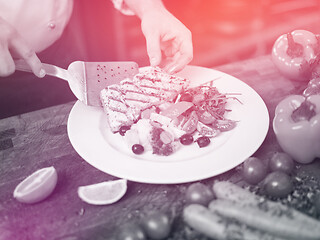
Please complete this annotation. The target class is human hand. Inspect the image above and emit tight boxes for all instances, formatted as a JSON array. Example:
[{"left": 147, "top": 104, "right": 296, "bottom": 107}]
[
  {"left": 0, "top": 17, "right": 45, "bottom": 78},
  {"left": 140, "top": 9, "right": 193, "bottom": 74}
]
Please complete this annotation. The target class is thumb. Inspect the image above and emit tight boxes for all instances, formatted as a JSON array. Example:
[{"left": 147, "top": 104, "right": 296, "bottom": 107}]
[{"left": 145, "top": 32, "right": 162, "bottom": 66}]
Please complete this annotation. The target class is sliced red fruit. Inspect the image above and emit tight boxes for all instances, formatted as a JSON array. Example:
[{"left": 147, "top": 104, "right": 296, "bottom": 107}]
[
  {"left": 197, "top": 110, "right": 216, "bottom": 124},
  {"left": 197, "top": 122, "right": 220, "bottom": 137},
  {"left": 180, "top": 111, "right": 198, "bottom": 134},
  {"left": 160, "top": 101, "right": 194, "bottom": 119},
  {"left": 213, "top": 119, "right": 237, "bottom": 132}
]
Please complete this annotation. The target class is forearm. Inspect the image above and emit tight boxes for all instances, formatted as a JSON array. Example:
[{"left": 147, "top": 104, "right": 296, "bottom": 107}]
[{"left": 123, "top": 0, "right": 167, "bottom": 19}]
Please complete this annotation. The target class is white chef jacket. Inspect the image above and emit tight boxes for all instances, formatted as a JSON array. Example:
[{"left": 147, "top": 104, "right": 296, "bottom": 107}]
[{"left": 0, "top": 0, "right": 133, "bottom": 53}]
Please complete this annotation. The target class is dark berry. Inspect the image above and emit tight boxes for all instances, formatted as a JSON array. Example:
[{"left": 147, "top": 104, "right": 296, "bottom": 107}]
[
  {"left": 180, "top": 134, "right": 194, "bottom": 145},
  {"left": 119, "top": 125, "right": 131, "bottom": 136},
  {"left": 132, "top": 144, "right": 144, "bottom": 154},
  {"left": 196, "top": 136, "right": 210, "bottom": 148}
]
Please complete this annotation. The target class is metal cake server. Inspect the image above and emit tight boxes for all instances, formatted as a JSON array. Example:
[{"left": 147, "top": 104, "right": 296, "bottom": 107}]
[{"left": 15, "top": 60, "right": 139, "bottom": 107}]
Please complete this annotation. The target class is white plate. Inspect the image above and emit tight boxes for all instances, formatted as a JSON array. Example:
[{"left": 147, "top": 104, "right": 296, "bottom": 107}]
[{"left": 67, "top": 65, "right": 269, "bottom": 184}]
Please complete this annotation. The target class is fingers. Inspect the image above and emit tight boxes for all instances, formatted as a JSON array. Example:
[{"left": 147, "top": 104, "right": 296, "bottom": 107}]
[
  {"left": 10, "top": 35, "right": 45, "bottom": 78},
  {"left": 0, "top": 43, "right": 15, "bottom": 77},
  {"left": 141, "top": 14, "right": 193, "bottom": 74},
  {"left": 0, "top": 17, "right": 45, "bottom": 78},
  {"left": 163, "top": 38, "right": 193, "bottom": 74},
  {"left": 162, "top": 38, "right": 179, "bottom": 58}
]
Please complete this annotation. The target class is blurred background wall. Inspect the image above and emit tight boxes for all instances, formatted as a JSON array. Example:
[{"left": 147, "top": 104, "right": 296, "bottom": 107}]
[
  {"left": 111, "top": 0, "right": 320, "bottom": 67},
  {"left": 1, "top": 0, "right": 320, "bottom": 118}
]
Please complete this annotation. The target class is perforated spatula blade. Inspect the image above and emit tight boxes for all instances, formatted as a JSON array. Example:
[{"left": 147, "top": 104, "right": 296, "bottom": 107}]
[{"left": 15, "top": 60, "right": 139, "bottom": 107}]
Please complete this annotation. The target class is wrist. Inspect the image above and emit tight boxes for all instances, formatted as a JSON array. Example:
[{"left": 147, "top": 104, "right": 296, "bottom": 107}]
[{"left": 123, "top": 0, "right": 166, "bottom": 19}]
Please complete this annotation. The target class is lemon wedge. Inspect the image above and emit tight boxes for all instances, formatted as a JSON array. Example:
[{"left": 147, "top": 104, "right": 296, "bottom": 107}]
[
  {"left": 13, "top": 166, "right": 58, "bottom": 204},
  {"left": 78, "top": 179, "right": 127, "bottom": 205}
]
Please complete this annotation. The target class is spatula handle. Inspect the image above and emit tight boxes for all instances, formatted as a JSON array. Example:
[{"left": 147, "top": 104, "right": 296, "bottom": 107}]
[{"left": 14, "top": 60, "right": 70, "bottom": 81}]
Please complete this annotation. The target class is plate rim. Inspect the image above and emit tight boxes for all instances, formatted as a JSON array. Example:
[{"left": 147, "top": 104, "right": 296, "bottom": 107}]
[{"left": 67, "top": 65, "right": 269, "bottom": 184}]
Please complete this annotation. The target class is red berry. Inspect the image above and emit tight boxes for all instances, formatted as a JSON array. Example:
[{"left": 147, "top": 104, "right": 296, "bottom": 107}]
[
  {"left": 196, "top": 136, "right": 210, "bottom": 148},
  {"left": 180, "top": 134, "right": 194, "bottom": 145},
  {"left": 132, "top": 144, "right": 144, "bottom": 154}
]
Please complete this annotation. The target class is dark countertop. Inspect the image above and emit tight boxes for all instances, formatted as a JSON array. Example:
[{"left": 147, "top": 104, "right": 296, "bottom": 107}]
[{"left": 1, "top": 55, "right": 319, "bottom": 240}]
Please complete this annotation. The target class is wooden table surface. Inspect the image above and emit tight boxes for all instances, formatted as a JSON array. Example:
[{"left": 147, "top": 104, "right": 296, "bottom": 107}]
[{"left": 1, "top": 55, "right": 320, "bottom": 240}]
